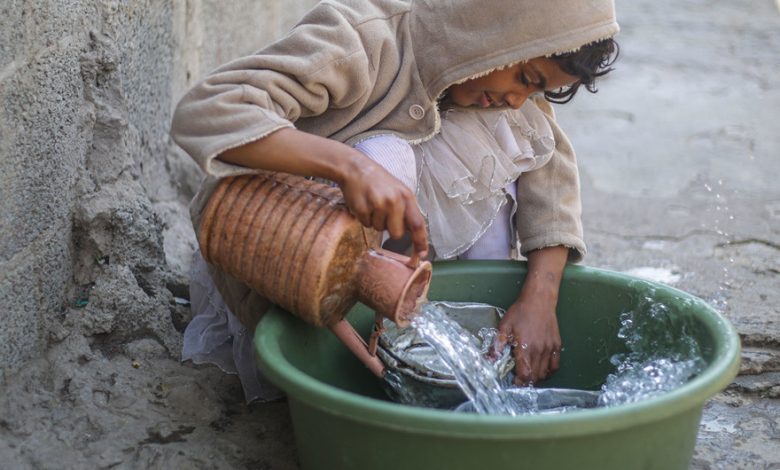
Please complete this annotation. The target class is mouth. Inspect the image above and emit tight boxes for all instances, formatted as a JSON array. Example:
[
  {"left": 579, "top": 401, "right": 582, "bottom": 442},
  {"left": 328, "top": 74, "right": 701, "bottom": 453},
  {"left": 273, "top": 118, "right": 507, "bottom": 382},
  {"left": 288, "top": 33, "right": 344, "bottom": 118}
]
[
  {"left": 478, "top": 91, "right": 491, "bottom": 108},
  {"left": 480, "top": 92, "right": 501, "bottom": 108}
]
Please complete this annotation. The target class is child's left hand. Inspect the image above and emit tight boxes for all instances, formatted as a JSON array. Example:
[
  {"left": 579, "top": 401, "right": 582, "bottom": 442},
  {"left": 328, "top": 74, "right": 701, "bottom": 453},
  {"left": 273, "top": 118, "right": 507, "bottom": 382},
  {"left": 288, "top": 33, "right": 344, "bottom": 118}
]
[
  {"left": 493, "top": 294, "right": 562, "bottom": 385},
  {"left": 490, "top": 245, "right": 567, "bottom": 385}
]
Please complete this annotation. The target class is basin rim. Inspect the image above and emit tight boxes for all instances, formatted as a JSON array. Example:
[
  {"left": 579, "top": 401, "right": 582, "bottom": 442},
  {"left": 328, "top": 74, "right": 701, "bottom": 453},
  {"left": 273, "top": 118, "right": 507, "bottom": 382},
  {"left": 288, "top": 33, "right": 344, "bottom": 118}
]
[{"left": 255, "top": 262, "right": 741, "bottom": 440}]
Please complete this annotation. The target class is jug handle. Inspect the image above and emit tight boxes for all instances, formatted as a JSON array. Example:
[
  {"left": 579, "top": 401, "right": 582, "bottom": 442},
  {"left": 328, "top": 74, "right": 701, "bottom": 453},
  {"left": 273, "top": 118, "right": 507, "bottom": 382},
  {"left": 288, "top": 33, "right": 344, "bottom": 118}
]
[
  {"left": 360, "top": 223, "right": 420, "bottom": 269},
  {"left": 329, "top": 319, "right": 386, "bottom": 378},
  {"left": 367, "top": 312, "right": 384, "bottom": 357}
]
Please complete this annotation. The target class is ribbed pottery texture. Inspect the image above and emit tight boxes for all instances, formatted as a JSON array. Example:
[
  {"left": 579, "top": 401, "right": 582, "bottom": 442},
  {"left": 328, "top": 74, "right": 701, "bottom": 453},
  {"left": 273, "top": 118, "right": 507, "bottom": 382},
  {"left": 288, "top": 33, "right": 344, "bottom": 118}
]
[{"left": 198, "top": 173, "right": 373, "bottom": 327}]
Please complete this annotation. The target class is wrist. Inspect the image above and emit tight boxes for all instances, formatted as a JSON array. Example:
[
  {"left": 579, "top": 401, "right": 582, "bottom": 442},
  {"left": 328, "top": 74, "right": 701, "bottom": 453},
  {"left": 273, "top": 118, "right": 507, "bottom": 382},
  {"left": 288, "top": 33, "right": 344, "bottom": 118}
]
[
  {"left": 523, "top": 247, "right": 567, "bottom": 297},
  {"left": 521, "top": 273, "right": 560, "bottom": 302},
  {"left": 328, "top": 145, "right": 368, "bottom": 186}
]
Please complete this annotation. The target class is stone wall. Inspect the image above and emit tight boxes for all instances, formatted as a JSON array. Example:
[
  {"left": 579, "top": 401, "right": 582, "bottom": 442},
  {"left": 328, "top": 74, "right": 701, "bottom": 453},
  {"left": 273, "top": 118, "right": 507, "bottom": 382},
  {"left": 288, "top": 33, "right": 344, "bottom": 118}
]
[{"left": 0, "top": 0, "right": 318, "bottom": 378}]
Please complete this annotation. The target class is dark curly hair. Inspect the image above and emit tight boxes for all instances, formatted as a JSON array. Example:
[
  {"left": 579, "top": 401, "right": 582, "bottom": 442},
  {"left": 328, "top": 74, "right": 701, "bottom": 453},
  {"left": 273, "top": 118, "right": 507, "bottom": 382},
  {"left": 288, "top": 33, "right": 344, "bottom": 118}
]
[{"left": 545, "top": 38, "right": 620, "bottom": 104}]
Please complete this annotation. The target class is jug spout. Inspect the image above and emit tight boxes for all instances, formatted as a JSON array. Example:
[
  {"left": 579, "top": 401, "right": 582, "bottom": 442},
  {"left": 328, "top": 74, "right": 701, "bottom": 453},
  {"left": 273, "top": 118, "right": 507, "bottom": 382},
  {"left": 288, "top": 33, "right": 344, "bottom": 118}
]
[{"left": 355, "top": 248, "right": 432, "bottom": 327}]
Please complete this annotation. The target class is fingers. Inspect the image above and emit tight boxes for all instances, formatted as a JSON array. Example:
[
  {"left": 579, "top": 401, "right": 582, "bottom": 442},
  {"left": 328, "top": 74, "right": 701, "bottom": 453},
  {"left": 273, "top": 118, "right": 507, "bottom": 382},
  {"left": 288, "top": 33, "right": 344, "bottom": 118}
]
[
  {"left": 404, "top": 202, "right": 428, "bottom": 258},
  {"left": 511, "top": 341, "right": 562, "bottom": 386},
  {"left": 363, "top": 194, "right": 427, "bottom": 257},
  {"left": 370, "top": 206, "right": 388, "bottom": 233},
  {"left": 386, "top": 199, "right": 406, "bottom": 240},
  {"left": 489, "top": 331, "right": 509, "bottom": 359},
  {"left": 495, "top": 327, "right": 533, "bottom": 385},
  {"left": 513, "top": 343, "right": 533, "bottom": 386},
  {"left": 340, "top": 166, "right": 428, "bottom": 258},
  {"left": 529, "top": 344, "right": 545, "bottom": 384},
  {"left": 349, "top": 198, "right": 372, "bottom": 228},
  {"left": 550, "top": 347, "right": 561, "bottom": 373}
]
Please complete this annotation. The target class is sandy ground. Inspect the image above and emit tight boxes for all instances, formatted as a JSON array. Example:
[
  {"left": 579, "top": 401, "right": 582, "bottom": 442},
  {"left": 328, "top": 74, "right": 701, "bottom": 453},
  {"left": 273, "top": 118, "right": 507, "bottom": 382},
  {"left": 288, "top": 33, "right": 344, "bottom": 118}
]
[{"left": 0, "top": 0, "right": 777, "bottom": 469}]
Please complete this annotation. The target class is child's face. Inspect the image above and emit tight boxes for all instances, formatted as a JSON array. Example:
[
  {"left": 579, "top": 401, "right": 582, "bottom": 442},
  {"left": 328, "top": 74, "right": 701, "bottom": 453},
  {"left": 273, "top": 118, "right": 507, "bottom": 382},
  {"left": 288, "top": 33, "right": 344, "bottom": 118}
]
[{"left": 448, "top": 57, "right": 578, "bottom": 109}]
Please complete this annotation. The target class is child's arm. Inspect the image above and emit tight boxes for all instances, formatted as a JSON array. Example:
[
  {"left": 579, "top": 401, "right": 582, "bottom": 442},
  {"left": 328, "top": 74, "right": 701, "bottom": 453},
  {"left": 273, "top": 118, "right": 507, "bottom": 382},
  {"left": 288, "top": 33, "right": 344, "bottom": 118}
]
[
  {"left": 217, "top": 128, "right": 429, "bottom": 258},
  {"left": 494, "top": 246, "right": 567, "bottom": 385},
  {"left": 515, "top": 98, "right": 586, "bottom": 262},
  {"left": 502, "top": 98, "right": 584, "bottom": 384}
]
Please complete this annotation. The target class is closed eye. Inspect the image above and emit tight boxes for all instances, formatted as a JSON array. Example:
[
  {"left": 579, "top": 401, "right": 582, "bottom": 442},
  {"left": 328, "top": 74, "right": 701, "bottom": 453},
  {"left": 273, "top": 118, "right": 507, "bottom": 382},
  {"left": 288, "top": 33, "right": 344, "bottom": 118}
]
[
  {"left": 519, "top": 72, "right": 530, "bottom": 86},
  {"left": 519, "top": 71, "right": 546, "bottom": 91}
]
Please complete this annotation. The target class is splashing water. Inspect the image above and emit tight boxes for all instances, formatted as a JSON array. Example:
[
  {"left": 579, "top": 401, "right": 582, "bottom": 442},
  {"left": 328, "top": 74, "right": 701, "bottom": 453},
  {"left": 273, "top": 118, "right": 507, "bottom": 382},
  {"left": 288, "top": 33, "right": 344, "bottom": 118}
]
[
  {"left": 598, "top": 295, "right": 706, "bottom": 407},
  {"left": 409, "top": 303, "right": 518, "bottom": 416},
  {"left": 701, "top": 178, "right": 737, "bottom": 311},
  {"left": 382, "top": 295, "right": 706, "bottom": 416}
]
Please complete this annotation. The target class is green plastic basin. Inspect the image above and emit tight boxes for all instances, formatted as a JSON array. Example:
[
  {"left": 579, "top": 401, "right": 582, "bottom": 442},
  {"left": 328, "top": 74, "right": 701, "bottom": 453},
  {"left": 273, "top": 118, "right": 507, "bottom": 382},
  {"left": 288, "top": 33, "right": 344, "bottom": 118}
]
[{"left": 254, "top": 261, "right": 740, "bottom": 470}]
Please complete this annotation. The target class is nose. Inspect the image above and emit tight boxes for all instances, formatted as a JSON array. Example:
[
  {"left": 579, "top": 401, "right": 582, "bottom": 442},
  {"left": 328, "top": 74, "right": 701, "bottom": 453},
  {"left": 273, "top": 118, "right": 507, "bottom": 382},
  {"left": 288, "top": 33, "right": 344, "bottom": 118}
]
[{"left": 504, "top": 92, "right": 529, "bottom": 109}]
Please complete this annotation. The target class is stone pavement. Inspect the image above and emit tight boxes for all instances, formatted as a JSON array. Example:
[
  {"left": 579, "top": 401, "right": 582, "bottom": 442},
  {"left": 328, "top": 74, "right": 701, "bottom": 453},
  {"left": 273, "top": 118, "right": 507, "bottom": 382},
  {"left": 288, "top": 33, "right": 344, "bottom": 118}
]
[{"left": 556, "top": 0, "right": 780, "bottom": 467}]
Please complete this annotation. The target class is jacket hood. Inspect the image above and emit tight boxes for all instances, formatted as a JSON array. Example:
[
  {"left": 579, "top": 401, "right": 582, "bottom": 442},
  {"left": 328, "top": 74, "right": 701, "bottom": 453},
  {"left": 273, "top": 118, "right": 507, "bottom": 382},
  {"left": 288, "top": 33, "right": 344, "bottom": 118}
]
[{"left": 409, "top": 0, "right": 619, "bottom": 101}]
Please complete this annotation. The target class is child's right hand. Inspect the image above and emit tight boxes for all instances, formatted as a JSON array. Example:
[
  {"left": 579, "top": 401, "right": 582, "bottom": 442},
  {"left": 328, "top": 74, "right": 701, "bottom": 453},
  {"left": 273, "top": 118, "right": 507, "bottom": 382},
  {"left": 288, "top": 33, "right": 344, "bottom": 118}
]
[
  {"left": 338, "top": 154, "right": 429, "bottom": 259},
  {"left": 217, "top": 128, "right": 429, "bottom": 259}
]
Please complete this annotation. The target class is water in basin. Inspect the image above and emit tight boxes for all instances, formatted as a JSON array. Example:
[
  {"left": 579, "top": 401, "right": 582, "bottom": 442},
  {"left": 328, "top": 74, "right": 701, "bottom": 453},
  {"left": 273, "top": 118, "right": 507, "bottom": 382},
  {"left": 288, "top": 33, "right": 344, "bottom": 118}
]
[{"left": 384, "top": 290, "right": 706, "bottom": 415}]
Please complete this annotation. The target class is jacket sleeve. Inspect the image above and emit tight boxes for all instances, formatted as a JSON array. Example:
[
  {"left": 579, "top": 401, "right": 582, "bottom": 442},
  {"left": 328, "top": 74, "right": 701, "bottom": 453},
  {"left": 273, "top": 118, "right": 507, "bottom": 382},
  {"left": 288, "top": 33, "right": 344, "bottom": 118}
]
[
  {"left": 515, "top": 98, "right": 586, "bottom": 262},
  {"left": 170, "top": 4, "right": 372, "bottom": 178}
]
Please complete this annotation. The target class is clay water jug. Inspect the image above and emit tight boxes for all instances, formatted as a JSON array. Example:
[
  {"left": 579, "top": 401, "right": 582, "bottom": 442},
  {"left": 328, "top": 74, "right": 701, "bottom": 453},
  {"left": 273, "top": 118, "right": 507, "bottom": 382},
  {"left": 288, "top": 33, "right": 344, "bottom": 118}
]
[{"left": 198, "top": 172, "right": 432, "bottom": 337}]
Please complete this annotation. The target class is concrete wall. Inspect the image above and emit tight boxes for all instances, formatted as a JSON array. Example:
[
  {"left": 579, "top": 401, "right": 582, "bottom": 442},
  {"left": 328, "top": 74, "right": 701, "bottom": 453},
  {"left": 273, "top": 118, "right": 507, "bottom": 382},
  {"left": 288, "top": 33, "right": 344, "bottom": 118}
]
[{"left": 0, "top": 0, "right": 318, "bottom": 378}]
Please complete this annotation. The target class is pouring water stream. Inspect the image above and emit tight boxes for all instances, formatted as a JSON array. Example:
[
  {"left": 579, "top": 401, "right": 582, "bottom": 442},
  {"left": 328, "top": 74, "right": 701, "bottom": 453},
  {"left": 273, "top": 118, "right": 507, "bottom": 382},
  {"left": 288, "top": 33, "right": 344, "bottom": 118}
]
[{"left": 382, "top": 292, "right": 706, "bottom": 415}]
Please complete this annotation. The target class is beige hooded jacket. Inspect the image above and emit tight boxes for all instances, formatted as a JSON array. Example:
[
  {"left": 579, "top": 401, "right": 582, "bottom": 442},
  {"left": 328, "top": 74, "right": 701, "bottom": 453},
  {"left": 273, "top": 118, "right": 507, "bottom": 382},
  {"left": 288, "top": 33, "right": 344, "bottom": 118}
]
[{"left": 171, "top": 0, "right": 619, "bottom": 328}]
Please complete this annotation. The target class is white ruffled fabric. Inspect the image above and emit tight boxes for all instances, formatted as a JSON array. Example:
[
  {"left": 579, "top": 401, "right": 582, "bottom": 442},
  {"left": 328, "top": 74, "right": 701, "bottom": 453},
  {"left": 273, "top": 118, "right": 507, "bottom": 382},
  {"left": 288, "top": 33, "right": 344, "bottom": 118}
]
[
  {"left": 183, "top": 250, "right": 283, "bottom": 403},
  {"left": 415, "top": 100, "right": 556, "bottom": 259}
]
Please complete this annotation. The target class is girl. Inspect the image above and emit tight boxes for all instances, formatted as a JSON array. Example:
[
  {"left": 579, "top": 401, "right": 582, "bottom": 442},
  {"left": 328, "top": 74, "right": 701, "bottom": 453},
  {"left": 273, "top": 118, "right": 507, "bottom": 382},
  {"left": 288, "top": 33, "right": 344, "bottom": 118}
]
[{"left": 172, "top": 0, "right": 619, "bottom": 400}]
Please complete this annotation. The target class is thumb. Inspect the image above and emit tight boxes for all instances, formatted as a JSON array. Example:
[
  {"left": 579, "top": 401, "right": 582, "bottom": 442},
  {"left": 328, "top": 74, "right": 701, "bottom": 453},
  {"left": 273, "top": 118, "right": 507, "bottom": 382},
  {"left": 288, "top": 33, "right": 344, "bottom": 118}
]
[{"left": 489, "top": 330, "right": 510, "bottom": 359}]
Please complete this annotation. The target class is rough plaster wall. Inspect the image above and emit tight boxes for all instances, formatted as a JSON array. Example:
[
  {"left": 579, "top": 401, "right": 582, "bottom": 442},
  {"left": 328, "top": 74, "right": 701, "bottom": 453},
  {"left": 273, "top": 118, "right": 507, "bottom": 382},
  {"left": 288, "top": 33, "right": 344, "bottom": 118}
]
[
  {"left": 0, "top": 0, "right": 97, "bottom": 380},
  {"left": 0, "top": 0, "right": 319, "bottom": 378}
]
